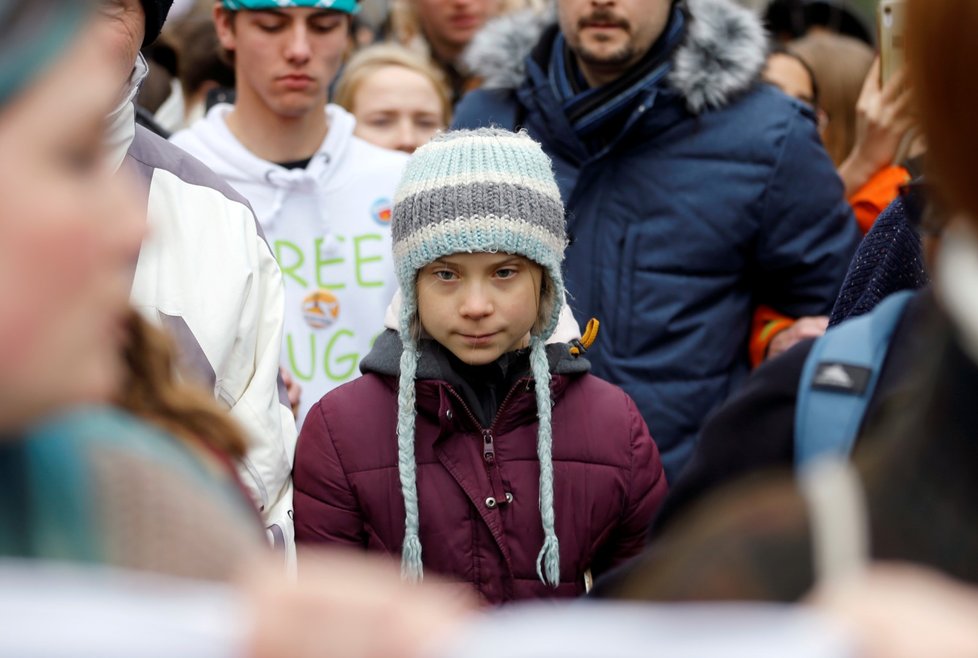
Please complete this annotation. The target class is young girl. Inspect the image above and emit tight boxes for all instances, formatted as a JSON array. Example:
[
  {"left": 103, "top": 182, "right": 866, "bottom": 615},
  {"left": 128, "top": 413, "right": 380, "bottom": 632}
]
[{"left": 293, "top": 128, "right": 667, "bottom": 603}]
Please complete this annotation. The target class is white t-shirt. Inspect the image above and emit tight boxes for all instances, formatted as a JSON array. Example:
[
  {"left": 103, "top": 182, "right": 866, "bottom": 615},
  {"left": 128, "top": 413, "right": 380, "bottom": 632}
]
[{"left": 173, "top": 104, "right": 408, "bottom": 424}]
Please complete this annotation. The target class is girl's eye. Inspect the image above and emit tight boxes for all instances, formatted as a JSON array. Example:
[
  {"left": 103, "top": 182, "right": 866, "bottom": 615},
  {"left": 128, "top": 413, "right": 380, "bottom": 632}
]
[
  {"left": 495, "top": 268, "right": 517, "bottom": 279},
  {"left": 257, "top": 21, "right": 285, "bottom": 32},
  {"left": 434, "top": 270, "right": 457, "bottom": 281}
]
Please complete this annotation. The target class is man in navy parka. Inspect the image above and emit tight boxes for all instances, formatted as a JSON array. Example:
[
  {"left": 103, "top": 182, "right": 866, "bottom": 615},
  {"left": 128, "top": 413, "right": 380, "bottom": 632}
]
[{"left": 453, "top": 0, "right": 860, "bottom": 481}]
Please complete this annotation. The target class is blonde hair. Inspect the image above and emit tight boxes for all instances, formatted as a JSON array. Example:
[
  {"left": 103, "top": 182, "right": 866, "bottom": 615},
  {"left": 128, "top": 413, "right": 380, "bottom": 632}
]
[
  {"left": 908, "top": 0, "right": 978, "bottom": 220},
  {"left": 389, "top": 0, "right": 544, "bottom": 48},
  {"left": 789, "top": 30, "right": 874, "bottom": 166},
  {"left": 334, "top": 43, "right": 452, "bottom": 125}
]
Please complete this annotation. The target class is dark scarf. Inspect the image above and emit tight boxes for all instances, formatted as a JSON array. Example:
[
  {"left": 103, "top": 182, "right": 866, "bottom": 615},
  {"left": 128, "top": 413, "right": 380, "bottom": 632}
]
[
  {"left": 548, "top": 3, "right": 687, "bottom": 152},
  {"left": 428, "top": 342, "right": 531, "bottom": 428}
]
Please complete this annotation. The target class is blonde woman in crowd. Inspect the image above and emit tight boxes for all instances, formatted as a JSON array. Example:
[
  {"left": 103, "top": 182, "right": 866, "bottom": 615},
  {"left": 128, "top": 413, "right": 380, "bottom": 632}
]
[{"left": 334, "top": 44, "right": 451, "bottom": 153}]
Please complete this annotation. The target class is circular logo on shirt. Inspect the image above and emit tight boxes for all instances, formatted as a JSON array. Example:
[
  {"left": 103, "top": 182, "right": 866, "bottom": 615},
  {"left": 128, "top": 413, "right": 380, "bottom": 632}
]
[
  {"left": 302, "top": 290, "right": 341, "bottom": 329},
  {"left": 371, "top": 197, "right": 393, "bottom": 227}
]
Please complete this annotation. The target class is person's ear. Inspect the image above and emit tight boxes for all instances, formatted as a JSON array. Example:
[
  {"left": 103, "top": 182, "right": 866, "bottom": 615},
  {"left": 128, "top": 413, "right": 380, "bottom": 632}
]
[{"left": 213, "top": 5, "right": 237, "bottom": 53}]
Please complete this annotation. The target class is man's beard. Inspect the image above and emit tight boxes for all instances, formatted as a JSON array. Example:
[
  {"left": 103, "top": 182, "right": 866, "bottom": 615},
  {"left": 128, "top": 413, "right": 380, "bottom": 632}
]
[
  {"left": 572, "top": 9, "right": 636, "bottom": 68},
  {"left": 574, "top": 41, "right": 638, "bottom": 69}
]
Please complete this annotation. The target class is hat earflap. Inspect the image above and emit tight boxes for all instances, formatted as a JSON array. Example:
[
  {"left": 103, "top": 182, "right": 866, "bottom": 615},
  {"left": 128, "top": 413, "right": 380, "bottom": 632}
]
[
  {"left": 396, "top": 291, "right": 423, "bottom": 582},
  {"left": 530, "top": 335, "right": 560, "bottom": 587}
]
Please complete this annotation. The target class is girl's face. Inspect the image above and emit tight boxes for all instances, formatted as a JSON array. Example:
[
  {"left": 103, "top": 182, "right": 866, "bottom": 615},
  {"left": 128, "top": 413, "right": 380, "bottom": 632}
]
[
  {"left": 0, "top": 33, "right": 145, "bottom": 430},
  {"left": 416, "top": 252, "right": 542, "bottom": 365},
  {"left": 351, "top": 65, "right": 446, "bottom": 154}
]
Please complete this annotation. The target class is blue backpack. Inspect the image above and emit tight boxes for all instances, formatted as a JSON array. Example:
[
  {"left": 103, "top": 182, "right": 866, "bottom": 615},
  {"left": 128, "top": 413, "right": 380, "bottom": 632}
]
[{"left": 794, "top": 291, "right": 914, "bottom": 467}]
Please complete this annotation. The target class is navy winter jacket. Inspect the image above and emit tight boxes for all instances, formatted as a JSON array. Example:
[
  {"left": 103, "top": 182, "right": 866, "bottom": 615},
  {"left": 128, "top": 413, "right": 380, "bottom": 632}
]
[{"left": 453, "top": 0, "right": 861, "bottom": 480}]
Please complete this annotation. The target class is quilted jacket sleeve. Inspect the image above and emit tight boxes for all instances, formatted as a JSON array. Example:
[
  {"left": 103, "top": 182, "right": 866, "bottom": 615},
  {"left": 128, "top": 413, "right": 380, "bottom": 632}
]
[
  {"left": 293, "top": 399, "right": 366, "bottom": 547},
  {"left": 597, "top": 394, "right": 669, "bottom": 573},
  {"left": 754, "top": 106, "right": 861, "bottom": 318}
]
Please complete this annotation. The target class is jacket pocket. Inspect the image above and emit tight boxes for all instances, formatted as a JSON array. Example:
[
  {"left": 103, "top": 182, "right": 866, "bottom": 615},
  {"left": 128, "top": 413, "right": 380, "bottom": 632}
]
[{"left": 613, "top": 224, "right": 641, "bottom": 352}]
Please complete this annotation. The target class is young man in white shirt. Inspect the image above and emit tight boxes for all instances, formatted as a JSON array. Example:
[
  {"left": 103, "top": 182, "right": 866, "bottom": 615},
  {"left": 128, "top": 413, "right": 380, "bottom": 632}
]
[{"left": 172, "top": 1, "right": 408, "bottom": 424}]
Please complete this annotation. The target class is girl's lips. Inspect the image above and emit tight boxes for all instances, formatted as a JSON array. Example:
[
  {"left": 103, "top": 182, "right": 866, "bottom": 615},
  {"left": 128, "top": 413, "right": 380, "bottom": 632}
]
[{"left": 459, "top": 332, "right": 499, "bottom": 346}]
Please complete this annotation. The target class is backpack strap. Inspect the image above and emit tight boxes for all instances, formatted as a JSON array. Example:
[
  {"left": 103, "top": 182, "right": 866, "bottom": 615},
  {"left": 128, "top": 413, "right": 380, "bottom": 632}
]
[
  {"left": 794, "top": 291, "right": 914, "bottom": 468},
  {"left": 798, "top": 457, "right": 870, "bottom": 584}
]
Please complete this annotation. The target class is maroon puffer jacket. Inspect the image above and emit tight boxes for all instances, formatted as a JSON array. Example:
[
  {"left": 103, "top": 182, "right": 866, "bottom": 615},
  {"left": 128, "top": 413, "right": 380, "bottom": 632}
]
[{"left": 294, "top": 332, "right": 667, "bottom": 604}]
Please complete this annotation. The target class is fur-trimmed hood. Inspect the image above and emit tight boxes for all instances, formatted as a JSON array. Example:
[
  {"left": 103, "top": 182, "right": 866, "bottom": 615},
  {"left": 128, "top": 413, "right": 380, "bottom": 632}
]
[{"left": 463, "top": 0, "right": 768, "bottom": 114}]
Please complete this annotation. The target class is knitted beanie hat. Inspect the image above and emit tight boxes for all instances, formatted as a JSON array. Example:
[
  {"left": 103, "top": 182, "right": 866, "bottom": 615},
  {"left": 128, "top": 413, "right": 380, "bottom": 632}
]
[
  {"left": 221, "top": 0, "right": 359, "bottom": 14},
  {"left": 140, "top": 0, "right": 173, "bottom": 46},
  {"left": 391, "top": 128, "right": 568, "bottom": 587}
]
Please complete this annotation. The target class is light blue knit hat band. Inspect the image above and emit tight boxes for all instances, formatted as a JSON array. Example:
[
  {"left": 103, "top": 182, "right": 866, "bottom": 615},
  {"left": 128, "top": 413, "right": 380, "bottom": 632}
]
[{"left": 222, "top": 0, "right": 358, "bottom": 13}]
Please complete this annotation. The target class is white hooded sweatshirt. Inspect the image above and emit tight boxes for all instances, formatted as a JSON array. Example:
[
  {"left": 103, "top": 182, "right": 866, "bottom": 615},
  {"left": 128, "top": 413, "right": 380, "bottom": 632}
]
[
  {"left": 108, "top": 58, "right": 298, "bottom": 566},
  {"left": 172, "top": 104, "right": 408, "bottom": 423}
]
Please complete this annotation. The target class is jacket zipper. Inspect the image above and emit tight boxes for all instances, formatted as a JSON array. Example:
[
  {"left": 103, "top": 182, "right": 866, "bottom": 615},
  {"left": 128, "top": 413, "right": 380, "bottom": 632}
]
[{"left": 446, "top": 379, "right": 530, "bottom": 508}]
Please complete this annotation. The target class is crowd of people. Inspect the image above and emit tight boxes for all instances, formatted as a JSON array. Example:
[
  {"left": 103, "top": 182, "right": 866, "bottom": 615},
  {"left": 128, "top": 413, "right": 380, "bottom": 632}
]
[{"left": 5, "top": 0, "right": 978, "bottom": 655}]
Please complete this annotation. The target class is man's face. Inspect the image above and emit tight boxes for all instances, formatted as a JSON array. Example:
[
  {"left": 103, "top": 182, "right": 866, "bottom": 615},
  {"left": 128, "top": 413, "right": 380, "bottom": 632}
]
[
  {"left": 94, "top": 0, "right": 146, "bottom": 89},
  {"left": 557, "top": 0, "right": 671, "bottom": 79},
  {"left": 412, "top": 0, "right": 501, "bottom": 60},
  {"left": 215, "top": 8, "right": 350, "bottom": 119}
]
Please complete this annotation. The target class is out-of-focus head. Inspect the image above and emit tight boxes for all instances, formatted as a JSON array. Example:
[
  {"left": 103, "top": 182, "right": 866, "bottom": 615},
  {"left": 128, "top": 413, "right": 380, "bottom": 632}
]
[
  {"left": 0, "top": 0, "right": 145, "bottom": 430},
  {"left": 93, "top": 0, "right": 147, "bottom": 89},
  {"left": 334, "top": 44, "right": 450, "bottom": 154},
  {"left": 93, "top": 0, "right": 174, "bottom": 90},
  {"left": 214, "top": 0, "right": 355, "bottom": 119},
  {"left": 764, "top": 49, "right": 818, "bottom": 108},
  {"left": 556, "top": 0, "right": 672, "bottom": 85},
  {"left": 908, "top": 0, "right": 978, "bottom": 225},
  {"left": 789, "top": 30, "right": 873, "bottom": 165},
  {"left": 391, "top": 0, "right": 529, "bottom": 62}
]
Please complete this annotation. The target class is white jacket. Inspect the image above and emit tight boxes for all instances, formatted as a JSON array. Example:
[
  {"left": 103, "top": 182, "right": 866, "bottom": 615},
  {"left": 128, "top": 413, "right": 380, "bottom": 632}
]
[
  {"left": 110, "top": 59, "right": 298, "bottom": 566},
  {"left": 172, "top": 104, "right": 408, "bottom": 423}
]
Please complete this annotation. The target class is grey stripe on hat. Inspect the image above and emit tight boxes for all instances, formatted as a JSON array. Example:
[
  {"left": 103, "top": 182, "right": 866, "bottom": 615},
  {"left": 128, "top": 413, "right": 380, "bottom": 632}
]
[{"left": 392, "top": 182, "right": 566, "bottom": 244}]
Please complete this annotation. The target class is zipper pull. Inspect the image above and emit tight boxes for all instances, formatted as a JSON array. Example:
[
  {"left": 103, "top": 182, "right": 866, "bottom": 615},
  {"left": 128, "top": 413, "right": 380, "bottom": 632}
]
[{"left": 483, "top": 429, "right": 495, "bottom": 463}]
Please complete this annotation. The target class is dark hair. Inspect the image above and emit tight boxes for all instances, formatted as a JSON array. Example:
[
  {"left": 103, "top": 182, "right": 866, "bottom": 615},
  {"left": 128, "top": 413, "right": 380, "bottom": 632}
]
[
  {"left": 908, "top": 0, "right": 978, "bottom": 222},
  {"left": 177, "top": 18, "right": 235, "bottom": 96}
]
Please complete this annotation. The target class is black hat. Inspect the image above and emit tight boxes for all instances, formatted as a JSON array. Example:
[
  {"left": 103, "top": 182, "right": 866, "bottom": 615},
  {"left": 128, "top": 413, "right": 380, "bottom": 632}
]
[{"left": 140, "top": 0, "right": 174, "bottom": 46}]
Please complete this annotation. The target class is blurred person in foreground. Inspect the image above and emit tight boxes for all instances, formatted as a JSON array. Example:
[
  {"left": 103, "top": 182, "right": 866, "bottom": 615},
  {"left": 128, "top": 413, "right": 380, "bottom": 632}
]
[
  {"left": 592, "top": 0, "right": 978, "bottom": 604},
  {"left": 0, "top": 0, "right": 263, "bottom": 579},
  {"left": 172, "top": 1, "right": 407, "bottom": 427},
  {"left": 96, "top": 0, "right": 298, "bottom": 563},
  {"left": 455, "top": 0, "right": 860, "bottom": 482},
  {"left": 334, "top": 43, "right": 451, "bottom": 153}
]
